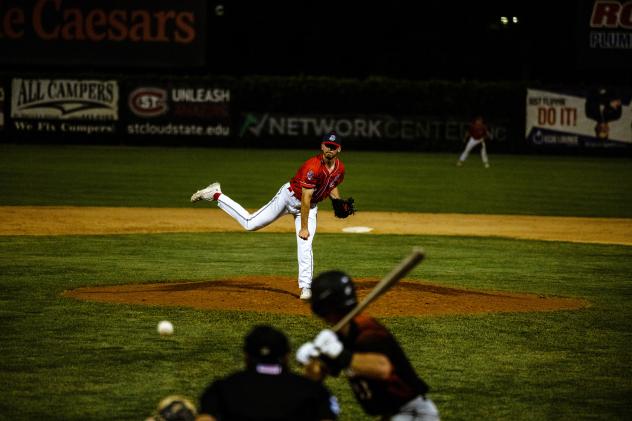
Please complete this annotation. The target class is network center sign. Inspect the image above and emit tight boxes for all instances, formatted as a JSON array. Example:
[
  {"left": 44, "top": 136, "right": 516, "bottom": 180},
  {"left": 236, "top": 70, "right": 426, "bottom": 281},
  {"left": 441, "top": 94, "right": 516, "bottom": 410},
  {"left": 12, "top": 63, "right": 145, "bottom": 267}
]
[{"left": 240, "top": 113, "right": 507, "bottom": 144}]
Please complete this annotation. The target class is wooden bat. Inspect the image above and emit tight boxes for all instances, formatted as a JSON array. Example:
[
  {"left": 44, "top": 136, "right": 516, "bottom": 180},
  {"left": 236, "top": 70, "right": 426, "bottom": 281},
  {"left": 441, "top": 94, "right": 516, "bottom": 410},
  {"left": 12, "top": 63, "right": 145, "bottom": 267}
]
[{"left": 332, "top": 247, "right": 425, "bottom": 332}]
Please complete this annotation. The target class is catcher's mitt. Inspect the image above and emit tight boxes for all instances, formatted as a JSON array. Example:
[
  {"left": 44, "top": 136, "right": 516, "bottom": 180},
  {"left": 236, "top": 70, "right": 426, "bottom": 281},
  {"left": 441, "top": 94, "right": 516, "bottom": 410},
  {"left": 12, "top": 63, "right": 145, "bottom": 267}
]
[
  {"left": 331, "top": 197, "right": 356, "bottom": 218},
  {"left": 152, "top": 395, "right": 197, "bottom": 421}
]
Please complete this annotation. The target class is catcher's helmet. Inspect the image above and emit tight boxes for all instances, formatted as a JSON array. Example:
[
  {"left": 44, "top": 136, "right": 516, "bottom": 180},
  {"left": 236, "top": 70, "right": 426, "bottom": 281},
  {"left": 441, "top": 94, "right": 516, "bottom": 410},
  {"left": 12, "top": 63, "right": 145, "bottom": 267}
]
[{"left": 310, "top": 270, "right": 358, "bottom": 318}]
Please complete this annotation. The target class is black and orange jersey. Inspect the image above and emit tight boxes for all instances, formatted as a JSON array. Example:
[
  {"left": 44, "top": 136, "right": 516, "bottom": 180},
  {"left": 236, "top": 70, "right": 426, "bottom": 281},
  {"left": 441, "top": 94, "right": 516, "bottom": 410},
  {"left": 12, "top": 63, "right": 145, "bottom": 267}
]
[{"left": 341, "top": 315, "right": 429, "bottom": 416}]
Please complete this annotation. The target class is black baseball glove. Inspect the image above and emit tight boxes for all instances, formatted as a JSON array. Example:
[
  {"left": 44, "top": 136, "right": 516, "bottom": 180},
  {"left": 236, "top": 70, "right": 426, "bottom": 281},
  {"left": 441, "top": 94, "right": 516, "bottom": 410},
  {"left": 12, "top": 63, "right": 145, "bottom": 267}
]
[{"left": 331, "top": 197, "right": 356, "bottom": 218}]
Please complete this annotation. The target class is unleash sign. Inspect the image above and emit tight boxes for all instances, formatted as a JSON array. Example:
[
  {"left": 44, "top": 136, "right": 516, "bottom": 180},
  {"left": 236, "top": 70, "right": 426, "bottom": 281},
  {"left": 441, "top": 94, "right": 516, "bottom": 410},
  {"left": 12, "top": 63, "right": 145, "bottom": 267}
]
[
  {"left": 0, "top": 0, "right": 206, "bottom": 67},
  {"left": 125, "top": 82, "right": 230, "bottom": 137},
  {"left": 526, "top": 88, "right": 631, "bottom": 148}
]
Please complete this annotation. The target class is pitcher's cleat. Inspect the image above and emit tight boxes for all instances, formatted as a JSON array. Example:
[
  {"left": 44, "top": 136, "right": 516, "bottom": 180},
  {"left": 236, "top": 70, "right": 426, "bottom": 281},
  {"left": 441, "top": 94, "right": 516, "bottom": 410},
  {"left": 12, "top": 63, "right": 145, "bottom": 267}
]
[
  {"left": 299, "top": 287, "right": 312, "bottom": 300},
  {"left": 191, "top": 182, "right": 222, "bottom": 202}
]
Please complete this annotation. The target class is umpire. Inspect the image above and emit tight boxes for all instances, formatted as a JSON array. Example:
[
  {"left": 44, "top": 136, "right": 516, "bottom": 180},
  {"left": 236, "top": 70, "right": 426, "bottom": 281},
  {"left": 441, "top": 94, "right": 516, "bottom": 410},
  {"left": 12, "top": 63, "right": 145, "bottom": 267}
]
[
  {"left": 197, "top": 325, "right": 339, "bottom": 421},
  {"left": 296, "top": 271, "right": 440, "bottom": 421}
]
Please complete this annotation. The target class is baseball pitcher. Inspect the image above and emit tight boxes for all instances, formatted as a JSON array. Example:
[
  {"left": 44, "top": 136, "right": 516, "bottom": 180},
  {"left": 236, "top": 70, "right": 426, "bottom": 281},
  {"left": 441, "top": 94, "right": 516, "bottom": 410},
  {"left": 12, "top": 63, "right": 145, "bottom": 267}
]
[{"left": 191, "top": 131, "right": 355, "bottom": 300}]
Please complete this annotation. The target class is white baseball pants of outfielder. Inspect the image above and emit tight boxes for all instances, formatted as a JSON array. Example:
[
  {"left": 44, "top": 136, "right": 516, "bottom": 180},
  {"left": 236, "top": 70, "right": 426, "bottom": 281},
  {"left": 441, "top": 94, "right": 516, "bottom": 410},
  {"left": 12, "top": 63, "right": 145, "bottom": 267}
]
[
  {"left": 216, "top": 182, "right": 317, "bottom": 289},
  {"left": 459, "top": 136, "right": 489, "bottom": 165}
]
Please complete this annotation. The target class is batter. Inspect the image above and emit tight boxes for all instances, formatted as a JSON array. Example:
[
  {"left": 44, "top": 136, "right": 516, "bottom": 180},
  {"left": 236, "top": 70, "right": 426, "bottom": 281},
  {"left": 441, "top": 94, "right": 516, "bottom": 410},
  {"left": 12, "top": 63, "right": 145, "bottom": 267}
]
[
  {"left": 297, "top": 270, "right": 440, "bottom": 420},
  {"left": 190, "top": 131, "right": 348, "bottom": 300}
]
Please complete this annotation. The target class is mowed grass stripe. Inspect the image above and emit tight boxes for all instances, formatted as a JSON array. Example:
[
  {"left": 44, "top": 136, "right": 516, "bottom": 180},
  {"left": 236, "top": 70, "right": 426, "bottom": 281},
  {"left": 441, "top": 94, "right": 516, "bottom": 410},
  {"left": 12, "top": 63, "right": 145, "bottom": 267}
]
[{"left": 1, "top": 144, "right": 631, "bottom": 217}]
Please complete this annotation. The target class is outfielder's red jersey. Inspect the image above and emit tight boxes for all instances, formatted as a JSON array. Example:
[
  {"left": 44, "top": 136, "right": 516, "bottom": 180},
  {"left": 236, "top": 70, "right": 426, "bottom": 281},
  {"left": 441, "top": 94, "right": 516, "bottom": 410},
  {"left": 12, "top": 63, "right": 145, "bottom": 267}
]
[
  {"left": 289, "top": 154, "right": 345, "bottom": 204},
  {"left": 467, "top": 119, "right": 489, "bottom": 140},
  {"left": 341, "top": 315, "right": 429, "bottom": 417}
]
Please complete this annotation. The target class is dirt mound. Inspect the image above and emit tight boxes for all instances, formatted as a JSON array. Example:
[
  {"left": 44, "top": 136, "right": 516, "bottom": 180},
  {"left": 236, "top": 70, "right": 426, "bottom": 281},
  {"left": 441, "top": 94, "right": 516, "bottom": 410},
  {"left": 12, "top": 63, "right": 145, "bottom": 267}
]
[{"left": 63, "top": 276, "right": 588, "bottom": 316}]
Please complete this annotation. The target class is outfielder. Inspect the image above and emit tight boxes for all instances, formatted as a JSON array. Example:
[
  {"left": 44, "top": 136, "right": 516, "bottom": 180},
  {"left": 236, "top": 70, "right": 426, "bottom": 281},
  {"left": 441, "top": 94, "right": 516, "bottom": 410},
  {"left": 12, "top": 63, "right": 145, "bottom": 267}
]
[
  {"left": 457, "top": 115, "right": 491, "bottom": 168},
  {"left": 296, "top": 270, "right": 440, "bottom": 421},
  {"left": 190, "top": 131, "right": 355, "bottom": 300}
]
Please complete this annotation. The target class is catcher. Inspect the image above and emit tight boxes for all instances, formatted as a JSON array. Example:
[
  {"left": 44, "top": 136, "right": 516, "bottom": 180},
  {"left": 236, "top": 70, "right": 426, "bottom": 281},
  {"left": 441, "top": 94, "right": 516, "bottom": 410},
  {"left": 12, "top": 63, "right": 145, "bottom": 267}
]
[{"left": 191, "top": 131, "right": 355, "bottom": 301}]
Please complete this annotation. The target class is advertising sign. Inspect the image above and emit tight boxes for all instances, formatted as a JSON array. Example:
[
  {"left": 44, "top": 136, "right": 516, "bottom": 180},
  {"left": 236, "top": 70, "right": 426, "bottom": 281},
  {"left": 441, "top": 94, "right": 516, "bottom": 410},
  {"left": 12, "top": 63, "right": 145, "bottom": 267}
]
[
  {"left": 240, "top": 113, "right": 507, "bottom": 145},
  {"left": 125, "top": 81, "right": 231, "bottom": 137},
  {"left": 526, "top": 87, "right": 631, "bottom": 147},
  {"left": 0, "top": 0, "right": 206, "bottom": 67},
  {"left": 578, "top": 0, "right": 632, "bottom": 68},
  {"left": 11, "top": 78, "right": 118, "bottom": 135}
]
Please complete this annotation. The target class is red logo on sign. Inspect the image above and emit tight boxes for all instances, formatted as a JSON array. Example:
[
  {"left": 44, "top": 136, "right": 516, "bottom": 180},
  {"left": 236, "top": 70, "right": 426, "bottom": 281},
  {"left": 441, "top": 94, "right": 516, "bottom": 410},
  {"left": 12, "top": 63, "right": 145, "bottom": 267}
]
[
  {"left": 591, "top": 1, "right": 632, "bottom": 28},
  {"left": 129, "top": 88, "right": 168, "bottom": 117}
]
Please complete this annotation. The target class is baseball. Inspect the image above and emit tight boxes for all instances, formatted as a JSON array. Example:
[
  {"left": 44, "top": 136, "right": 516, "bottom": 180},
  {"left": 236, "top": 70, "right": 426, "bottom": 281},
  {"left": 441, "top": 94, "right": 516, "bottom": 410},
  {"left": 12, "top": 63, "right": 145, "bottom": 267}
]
[{"left": 157, "top": 320, "right": 174, "bottom": 336}]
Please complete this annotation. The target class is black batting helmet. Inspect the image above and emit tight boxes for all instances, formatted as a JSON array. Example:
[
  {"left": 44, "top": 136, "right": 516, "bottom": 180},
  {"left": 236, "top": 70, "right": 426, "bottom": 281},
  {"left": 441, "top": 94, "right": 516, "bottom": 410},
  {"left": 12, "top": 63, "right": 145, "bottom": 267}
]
[{"left": 310, "top": 270, "right": 358, "bottom": 317}]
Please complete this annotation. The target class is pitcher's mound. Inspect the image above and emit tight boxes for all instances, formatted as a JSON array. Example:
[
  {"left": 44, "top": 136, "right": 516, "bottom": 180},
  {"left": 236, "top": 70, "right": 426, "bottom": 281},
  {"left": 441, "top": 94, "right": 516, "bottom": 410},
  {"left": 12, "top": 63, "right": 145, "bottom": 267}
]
[{"left": 63, "top": 276, "right": 587, "bottom": 316}]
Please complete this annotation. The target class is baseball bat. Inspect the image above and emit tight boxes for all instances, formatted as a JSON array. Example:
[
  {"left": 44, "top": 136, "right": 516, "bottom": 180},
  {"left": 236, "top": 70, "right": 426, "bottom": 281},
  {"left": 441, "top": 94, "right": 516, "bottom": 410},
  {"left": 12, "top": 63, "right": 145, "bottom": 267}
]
[{"left": 332, "top": 247, "right": 425, "bottom": 332}]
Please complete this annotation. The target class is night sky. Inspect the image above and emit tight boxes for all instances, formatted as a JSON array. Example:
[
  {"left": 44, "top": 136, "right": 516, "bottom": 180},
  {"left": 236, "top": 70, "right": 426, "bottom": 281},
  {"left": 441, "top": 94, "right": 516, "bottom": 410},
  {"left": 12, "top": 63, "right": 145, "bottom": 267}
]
[{"left": 207, "top": 1, "right": 627, "bottom": 85}]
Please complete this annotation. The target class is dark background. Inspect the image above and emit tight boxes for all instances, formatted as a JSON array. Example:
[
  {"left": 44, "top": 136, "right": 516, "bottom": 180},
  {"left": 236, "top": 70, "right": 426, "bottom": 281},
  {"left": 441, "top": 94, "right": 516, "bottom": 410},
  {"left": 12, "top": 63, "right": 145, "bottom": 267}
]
[
  {"left": 1, "top": 0, "right": 628, "bottom": 85},
  {"left": 204, "top": 1, "right": 630, "bottom": 85}
]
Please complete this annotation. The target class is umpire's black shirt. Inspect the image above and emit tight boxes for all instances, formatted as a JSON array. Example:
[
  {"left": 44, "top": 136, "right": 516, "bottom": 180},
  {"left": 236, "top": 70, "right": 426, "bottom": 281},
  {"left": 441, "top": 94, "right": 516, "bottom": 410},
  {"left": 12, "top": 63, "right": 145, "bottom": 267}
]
[{"left": 199, "top": 363, "right": 339, "bottom": 420}]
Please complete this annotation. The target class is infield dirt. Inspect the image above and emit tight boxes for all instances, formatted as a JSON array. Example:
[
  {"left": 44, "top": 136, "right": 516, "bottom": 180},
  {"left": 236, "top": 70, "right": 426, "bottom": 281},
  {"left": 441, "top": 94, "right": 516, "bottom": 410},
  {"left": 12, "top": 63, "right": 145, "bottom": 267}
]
[
  {"left": 2, "top": 206, "right": 631, "bottom": 245},
  {"left": 3, "top": 206, "right": 618, "bottom": 316}
]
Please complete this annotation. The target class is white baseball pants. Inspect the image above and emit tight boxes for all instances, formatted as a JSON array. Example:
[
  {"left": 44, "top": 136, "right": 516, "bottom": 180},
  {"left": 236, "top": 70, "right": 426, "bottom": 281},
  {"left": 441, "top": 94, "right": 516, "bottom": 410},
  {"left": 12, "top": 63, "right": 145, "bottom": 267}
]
[
  {"left": 390, "top": 395, "right": 440, "bottom": 421},
  {"left": 459, "top": 137, "right": 488, "bottom": 165},
  {"left": 216, "top": 182, "right": 317, "bottom": 289}
]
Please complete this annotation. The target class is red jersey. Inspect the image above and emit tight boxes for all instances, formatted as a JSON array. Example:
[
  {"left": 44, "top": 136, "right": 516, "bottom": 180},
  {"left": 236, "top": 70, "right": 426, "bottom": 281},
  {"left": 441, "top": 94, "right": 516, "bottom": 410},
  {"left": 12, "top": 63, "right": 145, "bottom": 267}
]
[
  {"left": 289, "top": 154, "right": 345, "bottom": 204},
  {"left": 467, "top": 120, "right": 489, "bottom": 140}
]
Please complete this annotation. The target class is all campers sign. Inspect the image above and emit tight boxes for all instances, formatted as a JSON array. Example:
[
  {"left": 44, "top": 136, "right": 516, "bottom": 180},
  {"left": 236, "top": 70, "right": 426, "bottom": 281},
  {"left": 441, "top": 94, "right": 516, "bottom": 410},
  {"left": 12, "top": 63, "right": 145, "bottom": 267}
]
[{"left": 0, "top": 0, "right": 206, "bottom": 67}]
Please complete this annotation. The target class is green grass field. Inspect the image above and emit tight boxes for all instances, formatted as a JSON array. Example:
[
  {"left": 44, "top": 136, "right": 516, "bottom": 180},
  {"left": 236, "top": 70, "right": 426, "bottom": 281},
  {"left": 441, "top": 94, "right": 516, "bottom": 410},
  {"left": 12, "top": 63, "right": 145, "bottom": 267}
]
[{"left": 1, "top": 144, "right": 631, "bottom": 420}]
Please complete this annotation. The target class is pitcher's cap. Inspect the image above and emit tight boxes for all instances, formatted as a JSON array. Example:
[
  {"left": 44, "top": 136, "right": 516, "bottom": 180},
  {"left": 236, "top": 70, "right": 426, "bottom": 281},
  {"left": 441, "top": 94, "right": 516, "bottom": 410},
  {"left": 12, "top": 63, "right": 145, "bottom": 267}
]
[{"left": 322, "top": 131, "right": 341, "bottom": 148}]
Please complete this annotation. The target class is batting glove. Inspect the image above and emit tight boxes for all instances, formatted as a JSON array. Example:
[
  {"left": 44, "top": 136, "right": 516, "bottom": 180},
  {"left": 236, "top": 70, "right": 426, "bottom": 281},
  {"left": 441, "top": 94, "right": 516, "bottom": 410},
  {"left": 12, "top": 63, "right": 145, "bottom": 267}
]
[
  {"left": 313, "top": 329, "right": 353, "bottom": 376},
  {"left": 296, "top": 341, "right": 320, "bottom": 365},
  {"left": 314, "top": 329, "right": 343, "bottom": 358}
]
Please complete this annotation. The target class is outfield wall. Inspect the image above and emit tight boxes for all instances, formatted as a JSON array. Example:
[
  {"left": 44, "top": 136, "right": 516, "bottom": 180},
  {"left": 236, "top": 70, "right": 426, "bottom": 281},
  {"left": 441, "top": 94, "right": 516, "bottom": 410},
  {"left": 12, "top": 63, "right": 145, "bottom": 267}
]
[{"left": 1, "top": 73, "right": 630, "bottom": 154}]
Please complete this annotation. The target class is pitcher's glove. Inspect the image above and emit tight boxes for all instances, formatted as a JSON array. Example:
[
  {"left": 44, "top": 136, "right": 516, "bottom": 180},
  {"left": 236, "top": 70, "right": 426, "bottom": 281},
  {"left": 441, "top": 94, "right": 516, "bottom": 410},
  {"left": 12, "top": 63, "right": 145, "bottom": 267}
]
[{"left": 332, "top": 197, "right": 356, "bottom": 218}]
